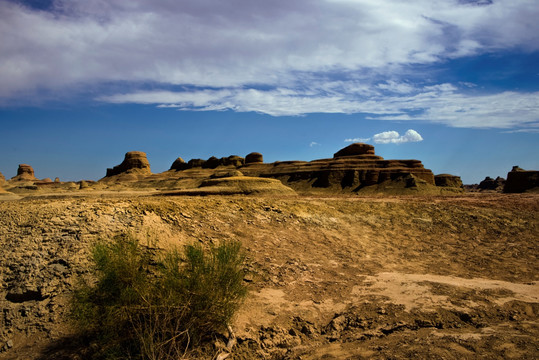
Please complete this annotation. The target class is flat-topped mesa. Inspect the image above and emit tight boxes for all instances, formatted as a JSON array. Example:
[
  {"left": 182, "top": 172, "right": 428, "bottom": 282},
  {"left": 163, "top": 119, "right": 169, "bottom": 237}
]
[
  {"left": 10, "top": 164, "right": 37, "bottom": 181},
  {"left": 106, "top": 151, "right": 151, "bottom": 177},
  {"left": 170, "top": 155, "right": 245, "bottom": 171},
  {"left": 503, "top": 166, "right": 539, "bottom": 193}
]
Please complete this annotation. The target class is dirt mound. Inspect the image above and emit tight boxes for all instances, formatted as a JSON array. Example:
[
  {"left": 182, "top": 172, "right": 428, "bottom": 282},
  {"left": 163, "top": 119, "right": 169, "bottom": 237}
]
[
  {"left": 105, "top": 151, "right": 151, "bottom": 177},
  {"left": 504, "top": 166, "right": 539, "bottom": 193},
  {"left": 161, "top": 176, "right": 296, "bottom": 196}
]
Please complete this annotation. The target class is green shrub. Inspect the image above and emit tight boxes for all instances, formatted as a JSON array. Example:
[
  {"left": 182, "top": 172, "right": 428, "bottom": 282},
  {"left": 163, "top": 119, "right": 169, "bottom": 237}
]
[{"left": 71, "top": 233, "right": 248, "bottom": 359}]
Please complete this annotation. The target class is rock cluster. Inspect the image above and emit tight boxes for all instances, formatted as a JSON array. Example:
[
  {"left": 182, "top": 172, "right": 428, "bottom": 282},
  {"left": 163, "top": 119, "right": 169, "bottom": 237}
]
[
  {"left": 478, "top": 176, "right": 505, "bottom": 191},
  {"left": 504, "top": 166, "right": 539, "bottom": 193},
  {"left": 170, "top": 155, "right": 245, "bottom": 171},
  {"left": 106, "top": 151, "right": 151, "bottom": 177}
]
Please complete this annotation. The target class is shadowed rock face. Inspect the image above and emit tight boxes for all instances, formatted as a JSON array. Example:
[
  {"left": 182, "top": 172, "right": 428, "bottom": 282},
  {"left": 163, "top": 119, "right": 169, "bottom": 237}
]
[
  {"left": 504, "top": 166, "right": 539, "bottom": 193},
  {"left": 435, "top": 174, "right": 463, "bottom": 188},
  {"left": 106, "top": 151, "right": 151, "bottom": 177},
  {"left": 170, "top": 157, "right": 186, "bottom": 171}
]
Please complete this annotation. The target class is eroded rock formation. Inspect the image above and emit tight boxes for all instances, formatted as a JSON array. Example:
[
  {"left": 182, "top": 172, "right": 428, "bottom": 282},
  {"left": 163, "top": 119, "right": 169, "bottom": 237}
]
[
  {"left": 245, "top": 152, "right": 264, "bottom": 164},
  {"left": 105, "top": 151, "right": 151, "bottom": 177},
  {"left": 241, "top": 143, "right": 435, "bottom": 191},
  {"left": 504, "top": 166, "right": 539, "bottom": 193}
]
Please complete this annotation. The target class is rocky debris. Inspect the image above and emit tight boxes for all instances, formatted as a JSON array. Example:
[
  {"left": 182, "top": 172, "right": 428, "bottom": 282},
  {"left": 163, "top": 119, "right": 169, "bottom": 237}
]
[
  {"left": 245, "top": 152, "right": 264, "bottom": 164},
  {"left": 434, "top": 174, "right": 463, "bottom": 188},
  {"left": 504, "top": 166, "right": 539, "bottom": 193},
  {"left": 478, "top": 176, "right": 505, "bottom": 191},
  {"left": 10, "top": 164, "right": 37, "bottom": 181},
  {"left": 333, "top": 143, "right": 375, "bottom": 157},
  {"left": 105, "top": 151, "right": 151, "bottom": 177}
]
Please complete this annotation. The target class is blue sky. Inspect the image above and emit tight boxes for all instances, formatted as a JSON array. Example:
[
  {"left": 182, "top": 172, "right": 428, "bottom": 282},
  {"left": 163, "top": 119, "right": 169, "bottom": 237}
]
[{"left": 1, "top": 0, "right": 538, "bottom": 184}]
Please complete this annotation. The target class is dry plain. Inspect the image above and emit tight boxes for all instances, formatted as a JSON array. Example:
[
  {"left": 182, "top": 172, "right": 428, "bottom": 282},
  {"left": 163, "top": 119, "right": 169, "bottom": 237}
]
[{"left": 0, "top": 192, "right": 537, "bottom": 359}]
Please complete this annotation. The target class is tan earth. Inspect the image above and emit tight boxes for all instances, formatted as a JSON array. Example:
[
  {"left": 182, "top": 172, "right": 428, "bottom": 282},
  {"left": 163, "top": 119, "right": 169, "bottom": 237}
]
[{"left": 0, "top": 191, "right": 537, "bottom": 359}]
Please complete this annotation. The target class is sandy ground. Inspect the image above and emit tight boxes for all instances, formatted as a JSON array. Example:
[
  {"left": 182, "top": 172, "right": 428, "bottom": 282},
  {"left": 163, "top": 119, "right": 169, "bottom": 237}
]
[{"left": 0, "top": 192, "right": 537, "bottom": 359}]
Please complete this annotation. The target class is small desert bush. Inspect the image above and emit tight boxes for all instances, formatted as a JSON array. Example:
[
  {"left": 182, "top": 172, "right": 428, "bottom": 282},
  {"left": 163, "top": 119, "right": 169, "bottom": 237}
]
[{"left": 71, "top": 233, "right": 248, "bottom": 359}]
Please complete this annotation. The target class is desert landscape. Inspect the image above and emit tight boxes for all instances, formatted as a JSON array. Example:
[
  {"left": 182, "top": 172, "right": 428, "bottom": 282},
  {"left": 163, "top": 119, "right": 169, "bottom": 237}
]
[{"left": 0, "top": 144, "right": 538, "bottom": 359}]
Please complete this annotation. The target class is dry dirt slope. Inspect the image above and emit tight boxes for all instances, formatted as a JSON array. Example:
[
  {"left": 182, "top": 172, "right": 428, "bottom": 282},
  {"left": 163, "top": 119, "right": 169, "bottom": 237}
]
[{"left": 0, "top": 193, "right": 538, "bottom": 359}]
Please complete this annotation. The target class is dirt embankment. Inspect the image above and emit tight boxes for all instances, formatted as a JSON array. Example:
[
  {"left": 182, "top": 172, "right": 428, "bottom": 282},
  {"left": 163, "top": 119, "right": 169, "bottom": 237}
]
[{"left": 0, "top": 193, "right": 538, "bottom": 359}]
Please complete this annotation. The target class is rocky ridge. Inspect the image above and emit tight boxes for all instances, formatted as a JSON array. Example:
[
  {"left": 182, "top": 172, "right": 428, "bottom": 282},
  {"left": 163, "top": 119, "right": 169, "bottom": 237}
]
[{"left": 504, "top": 166, "right": 539, "bottom": 193}]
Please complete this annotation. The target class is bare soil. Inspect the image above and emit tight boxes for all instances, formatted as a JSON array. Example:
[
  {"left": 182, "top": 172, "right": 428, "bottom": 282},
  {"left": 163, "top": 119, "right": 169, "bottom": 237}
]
[{"left": 0, "top": 192, "right": 537, "bottom": 359}]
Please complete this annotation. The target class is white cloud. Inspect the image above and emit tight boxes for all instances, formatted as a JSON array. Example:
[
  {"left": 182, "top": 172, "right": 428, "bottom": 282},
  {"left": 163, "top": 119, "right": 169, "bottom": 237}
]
[
  {"left": 309, "top": 142, "right": 321, "bottom": 147},
  {"left": 372, "top": 130, "right": 424, "bottom": 144},
  {"left": 1, "top": 0, "right": 538, "bottom": 99}
]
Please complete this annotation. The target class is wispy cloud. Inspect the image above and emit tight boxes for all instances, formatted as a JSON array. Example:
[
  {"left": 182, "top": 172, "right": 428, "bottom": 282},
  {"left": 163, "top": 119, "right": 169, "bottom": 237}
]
[
  {"left": 98, "top": 86, "right": 539, "bottom": 129},
  {"left": 309, "top": 141, "right": 321, "bottom": 147},
  {"left": 345, "top": 137, "right": 371, "bottom": 143}
]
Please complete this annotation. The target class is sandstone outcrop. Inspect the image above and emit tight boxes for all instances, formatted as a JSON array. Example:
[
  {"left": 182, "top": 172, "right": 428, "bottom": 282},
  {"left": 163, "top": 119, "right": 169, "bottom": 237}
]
[
  {"left": 0, "top": 171, "right": 5, "bottom": 184},
  {"left": 504, "top": 166, "right": 539, "bottom": 193},
  {"left": 10, "top": 164, "right": 37, "bottom": 181},
  {"left": 105, "top": 151, "right": 151, "bottom": 177},
  {"left": 478, "top": 176, "right": 505, "bottom": 191},
  {"left": 435, "top": 174, "right": 463, "bottom": 188},
  {"left": 333, "top": 143, "right": 375, "bottom": 157}
]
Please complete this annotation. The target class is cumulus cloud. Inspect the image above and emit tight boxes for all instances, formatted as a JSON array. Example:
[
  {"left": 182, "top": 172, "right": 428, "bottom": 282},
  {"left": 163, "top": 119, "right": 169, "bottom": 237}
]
[
  {"left": 372, "top": 130, "right": 424, "bottom": 144},
  {"left": 1, "top": 0, "right": 538, "bottom": 130}
]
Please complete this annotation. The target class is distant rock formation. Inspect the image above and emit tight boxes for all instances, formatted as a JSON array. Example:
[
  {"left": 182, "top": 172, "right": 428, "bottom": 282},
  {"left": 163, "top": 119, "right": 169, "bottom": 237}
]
[
  {"left": 105, "top": 151, "right": 151, "bottom": 177},
  {"left": 504, "top": 166, "right": 539, "bottom": 193},
  {"left": 241, "top": 143, "right": 435, "bottom": 191},
  {"left": 10, "top": 164, "right": 37, "bottom": 181},
  {"left": 435, "top": 174, "right": 463, "bottom": 188},
  {"left": 0, "top": 171, "right": 5, "bottom": 184},
  {"left": 245, "top": 152, "right": 264, "bottom": 164},
  {"left": 478, "top": 176, "right": 505, "bottom": 191}
]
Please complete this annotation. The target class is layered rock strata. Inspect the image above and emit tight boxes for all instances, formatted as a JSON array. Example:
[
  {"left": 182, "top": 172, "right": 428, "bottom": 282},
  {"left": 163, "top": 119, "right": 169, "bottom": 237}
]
[
  {"left": 504, "top": 166, "right": 539, "bottom": 193},
  {"left": 240, "top": 143, "right": 435, "bottom": 190}
]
